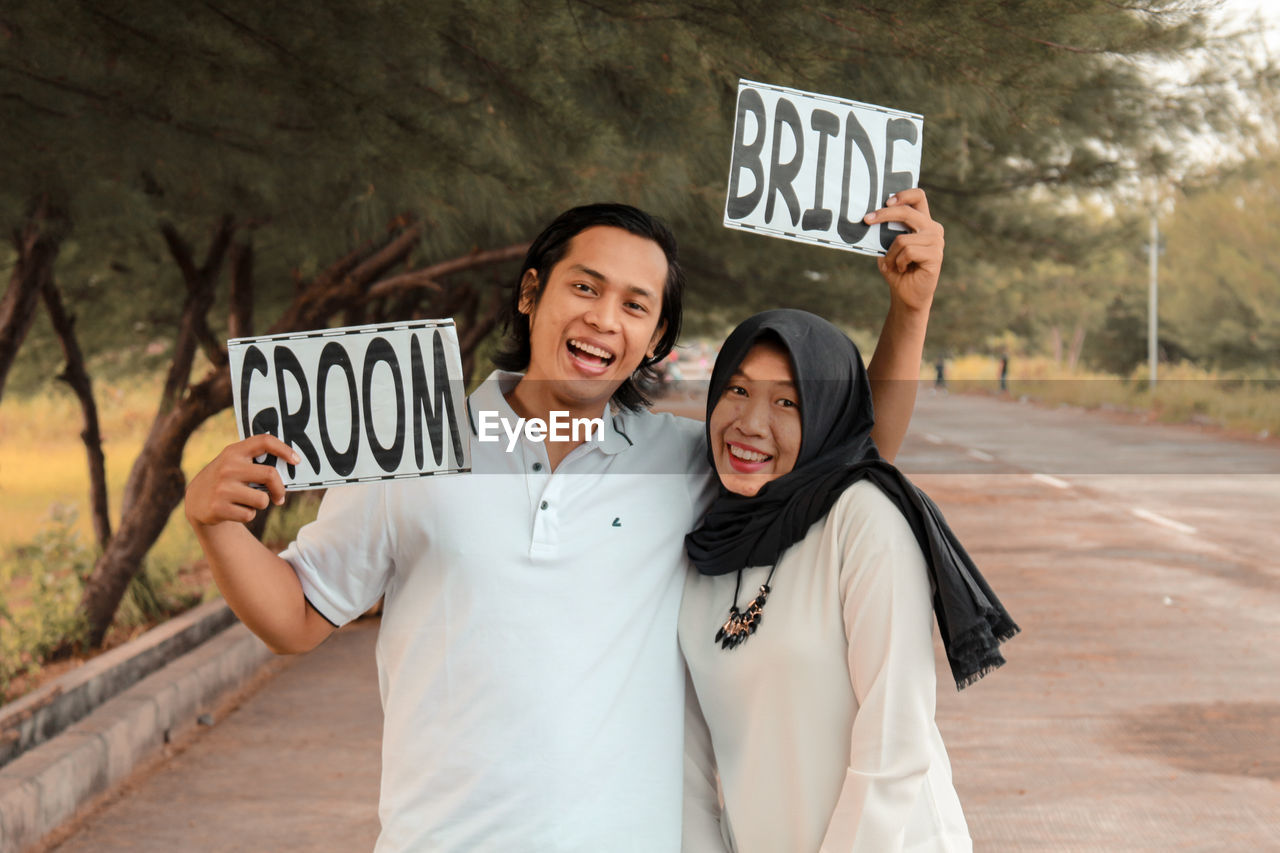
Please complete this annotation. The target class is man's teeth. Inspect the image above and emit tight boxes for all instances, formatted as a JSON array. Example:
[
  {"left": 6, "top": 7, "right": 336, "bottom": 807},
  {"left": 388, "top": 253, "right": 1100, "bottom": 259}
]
[
  {"left": 729, "top": 445, "right": 770, "bottom": 463},
  {"left": 570, "top": 340, "right": 614, "bottom": 361}
]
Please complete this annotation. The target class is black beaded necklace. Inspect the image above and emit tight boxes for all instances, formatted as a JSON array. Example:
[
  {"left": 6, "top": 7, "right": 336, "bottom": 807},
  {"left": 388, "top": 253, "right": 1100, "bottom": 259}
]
[{"left": 714, "top": 565, "right": 778, "bottom": 650}]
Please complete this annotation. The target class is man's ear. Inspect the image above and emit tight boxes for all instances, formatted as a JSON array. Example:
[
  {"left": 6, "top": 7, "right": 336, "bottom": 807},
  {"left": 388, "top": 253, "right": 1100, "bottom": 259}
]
[
  {"left": 517, "top": 269, "right": 539, "bottom": 316},
  {"left": 646, "top": 319, "right": 668, "bottom": 361}
]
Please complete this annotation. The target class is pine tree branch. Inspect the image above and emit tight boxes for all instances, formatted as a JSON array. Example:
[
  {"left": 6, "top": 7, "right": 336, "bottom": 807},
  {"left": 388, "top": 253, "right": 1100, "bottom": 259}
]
[
  {"left": 0, "top": 62, "right": 270, "bottom": 155},
  {"left": 157, "top": 216, "right": 235, "bottom": 412},
  {"left": 365, "top": 243, "right": 528, "bottom": 301}
]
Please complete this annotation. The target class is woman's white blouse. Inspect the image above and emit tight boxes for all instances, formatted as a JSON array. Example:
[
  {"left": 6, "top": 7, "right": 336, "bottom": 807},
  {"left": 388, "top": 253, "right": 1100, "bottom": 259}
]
[{"left": 679, "top": 482, "right": 972, "bottom": 853}]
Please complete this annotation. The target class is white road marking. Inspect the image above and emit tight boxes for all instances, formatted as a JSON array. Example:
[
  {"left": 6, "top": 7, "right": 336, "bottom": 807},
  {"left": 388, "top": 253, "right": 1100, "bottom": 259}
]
[
  {"left": 1032, "top": 473, "right": 1071, "bottom": 490},
  {"left": 924, "top": 433, "right": 944, "bottom": 444},
  {"left": 967, "top": 449, "right": 995, "bottom": 462},
  {"left": 1131, "top": 508, "right": 1198, "bottom": 535}
]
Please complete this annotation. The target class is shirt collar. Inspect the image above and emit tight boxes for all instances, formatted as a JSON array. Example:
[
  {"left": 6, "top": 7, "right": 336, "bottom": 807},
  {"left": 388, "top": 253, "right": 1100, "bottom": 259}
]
[{"left": 467, "top": 370, "right": 633, "bottom": 456}]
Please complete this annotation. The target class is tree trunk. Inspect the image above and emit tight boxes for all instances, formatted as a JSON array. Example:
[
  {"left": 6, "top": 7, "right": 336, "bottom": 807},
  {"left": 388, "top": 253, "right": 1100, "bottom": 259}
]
[
  {"left": 1067, "top": 323, "right": 1086, "bottom": 371},
  {"left": 80, "top": 217, "right": 237, "bottom": 647},
  {"left": 80, "top": 369, "right": 232, "bottom": 646},
  {"left": 1049, "top": 325, "right": 1063, "bottom": 364},
  {"left": 0, "top": 196, "right": 67, "bottom": 401},
  {"left": 41, "top": 276, "right": 112, "bottom": 551}
]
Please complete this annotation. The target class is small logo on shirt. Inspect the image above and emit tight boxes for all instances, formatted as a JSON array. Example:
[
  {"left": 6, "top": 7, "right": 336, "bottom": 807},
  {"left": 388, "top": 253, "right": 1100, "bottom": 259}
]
[{"left": 612, "top": 517, "right": 622, "bottom": 528}]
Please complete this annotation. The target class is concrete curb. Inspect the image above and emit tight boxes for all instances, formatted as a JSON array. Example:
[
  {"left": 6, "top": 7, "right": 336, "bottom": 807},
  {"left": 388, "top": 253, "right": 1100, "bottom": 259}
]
[
  {"left": 0, "top": 616, "right": 274, "bottom": 853},
  {"left": 1, "top": 599, "right": 238, "bottom": 768}
]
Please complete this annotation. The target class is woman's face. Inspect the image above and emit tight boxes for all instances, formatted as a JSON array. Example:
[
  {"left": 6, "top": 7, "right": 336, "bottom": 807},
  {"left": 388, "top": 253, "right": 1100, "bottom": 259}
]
[{"left": 708, "top": 340, "right": 802, "bottom": 497}]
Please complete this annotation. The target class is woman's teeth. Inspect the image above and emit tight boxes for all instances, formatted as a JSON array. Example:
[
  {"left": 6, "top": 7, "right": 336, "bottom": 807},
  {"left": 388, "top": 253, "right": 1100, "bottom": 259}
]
[{"left": 729, "top": 444, "right": 770, "bottom": 462}]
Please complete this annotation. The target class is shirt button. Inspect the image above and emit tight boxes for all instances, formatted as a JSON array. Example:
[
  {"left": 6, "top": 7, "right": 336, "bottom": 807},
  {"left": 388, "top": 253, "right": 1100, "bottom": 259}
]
[
  {"left": 532, "top": 462, "right": 543, "bottom": 472},
  {"left": 540, "top": 500, "right": 549, "bottom": 510}
]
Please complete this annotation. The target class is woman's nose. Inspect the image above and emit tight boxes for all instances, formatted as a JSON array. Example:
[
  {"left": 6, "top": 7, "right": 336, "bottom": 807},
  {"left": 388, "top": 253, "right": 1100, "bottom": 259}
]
[{"left": 738, "top": 399, "right": 770, "bottom": 435}]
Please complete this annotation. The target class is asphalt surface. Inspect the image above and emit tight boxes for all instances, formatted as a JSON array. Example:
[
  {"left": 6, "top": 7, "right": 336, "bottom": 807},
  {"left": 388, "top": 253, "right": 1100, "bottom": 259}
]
[{"left": 40, "top": 390, "right": 1280, "bottom": 851}]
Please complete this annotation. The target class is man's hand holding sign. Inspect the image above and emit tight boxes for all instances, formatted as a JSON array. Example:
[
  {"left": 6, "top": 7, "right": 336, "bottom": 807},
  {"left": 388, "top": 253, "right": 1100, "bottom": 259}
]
[{"left": 185, "top": 320, "right": 470, "bottom": 655}]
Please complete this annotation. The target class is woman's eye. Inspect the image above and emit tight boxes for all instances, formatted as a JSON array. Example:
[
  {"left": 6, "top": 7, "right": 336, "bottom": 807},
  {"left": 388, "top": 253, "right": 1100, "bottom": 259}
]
[
  {"left": 724, "top": 384, "right": 747, "bottom": 397},
  {"left": 778, "top": 398, "right": 798, "bottom": 409},
  {"left": 572, "top": 282, "right": 593, "bottom": 294}
]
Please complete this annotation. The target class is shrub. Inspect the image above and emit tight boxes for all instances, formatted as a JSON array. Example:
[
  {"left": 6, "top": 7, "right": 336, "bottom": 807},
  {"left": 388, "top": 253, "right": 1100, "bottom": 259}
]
[{"left": 0, "top": 506, "right": 91, "bottom": 697}]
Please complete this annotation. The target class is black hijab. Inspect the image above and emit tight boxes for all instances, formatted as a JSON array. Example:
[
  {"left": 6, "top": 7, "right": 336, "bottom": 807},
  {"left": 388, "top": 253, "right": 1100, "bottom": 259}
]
[{"left": 685, "top": 309, "right": 1019, "bottom": 689}]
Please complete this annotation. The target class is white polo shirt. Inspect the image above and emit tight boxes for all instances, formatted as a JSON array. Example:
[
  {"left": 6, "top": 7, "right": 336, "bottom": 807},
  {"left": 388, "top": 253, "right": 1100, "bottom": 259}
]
[{"left": 281, "top": 371, "right": 714, "bottom": 852}]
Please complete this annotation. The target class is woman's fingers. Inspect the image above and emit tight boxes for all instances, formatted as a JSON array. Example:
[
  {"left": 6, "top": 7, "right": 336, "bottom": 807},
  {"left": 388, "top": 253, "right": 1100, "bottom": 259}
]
[
  {"left": 883, "top": 231, "right": 943, "bottom": 273},
  {"left": 863, "top": 188, "right": 941, "bottom": 236},
  {"left": 887, "top": 187, "right": 931, "bottom": 218}
]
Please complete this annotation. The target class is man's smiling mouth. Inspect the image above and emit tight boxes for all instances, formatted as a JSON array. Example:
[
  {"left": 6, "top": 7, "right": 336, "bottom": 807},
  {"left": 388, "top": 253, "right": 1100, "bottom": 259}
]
[{"left": 567, "top": 339, "right": 616, "bottom": 366}]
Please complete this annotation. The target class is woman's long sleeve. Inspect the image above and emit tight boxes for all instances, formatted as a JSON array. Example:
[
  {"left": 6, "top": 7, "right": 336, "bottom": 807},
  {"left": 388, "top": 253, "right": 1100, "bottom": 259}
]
[
  {"left": 820, "top": 494, "right": 939, "bottom": 852},
  {"left": 683, "top": 665, "right": 730, "bottom": 852}
]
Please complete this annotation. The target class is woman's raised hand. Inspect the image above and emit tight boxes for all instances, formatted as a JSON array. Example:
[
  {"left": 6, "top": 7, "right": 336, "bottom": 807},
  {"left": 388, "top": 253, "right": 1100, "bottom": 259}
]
[{"left": 864, "top": 188, "right": 944, "bottom": 313}]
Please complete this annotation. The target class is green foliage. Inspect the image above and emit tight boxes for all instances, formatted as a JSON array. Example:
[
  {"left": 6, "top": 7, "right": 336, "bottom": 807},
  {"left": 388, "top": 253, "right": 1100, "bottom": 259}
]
[
  {"left": 114, "top": 554, "right": 207, "bottom": 630},
  {"left": 0, "top": 503, "right": 214, "bottom": 697},
  {"left": 978, "top": 149, "right": 1280, "bottom": 376},
  {"left": 261, "top": 490, "right": 323, "bottom": 549},
  {"left": 1159, "top": 155, "right": 1280, "bottom": 370},
  {"left": 1090, "top": 295, "right": 1151, "bottom": 375},
  {"left": 0, "top": 506, "right": 91, "bottom": 695},
  {"left": 1, "top": 0, "right": 1266, "bottom": 384}
]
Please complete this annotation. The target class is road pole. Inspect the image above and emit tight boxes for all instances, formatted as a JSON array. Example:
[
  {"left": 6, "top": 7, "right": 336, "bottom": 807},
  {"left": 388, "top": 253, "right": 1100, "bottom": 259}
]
[{"left": 1148, "top": 208, "right": 1158, "bottom": 389}]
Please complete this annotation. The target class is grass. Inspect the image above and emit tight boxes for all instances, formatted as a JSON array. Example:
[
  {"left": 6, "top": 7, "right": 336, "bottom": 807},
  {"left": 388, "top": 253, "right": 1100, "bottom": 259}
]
[
  {"left": 937, "top": 355, "right": 1279, "bottom": 438},
  {"left": 0, "top": 377, "right": 320, "bottom": 701}
]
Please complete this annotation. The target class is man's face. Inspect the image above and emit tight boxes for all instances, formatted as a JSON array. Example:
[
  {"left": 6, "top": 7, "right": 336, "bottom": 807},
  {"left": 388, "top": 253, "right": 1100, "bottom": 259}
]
[{"left": 519, "top": 225, "right": 667, "bottom": 410}]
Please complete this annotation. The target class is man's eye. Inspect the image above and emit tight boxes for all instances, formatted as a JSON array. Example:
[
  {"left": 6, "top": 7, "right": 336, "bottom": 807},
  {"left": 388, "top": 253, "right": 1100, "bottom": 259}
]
[
  {"left": 572, "top": 282, "right": 593, "bottom": 293},
  {"left": 625, "top": 301, "right": 647, "bottom": 313}
]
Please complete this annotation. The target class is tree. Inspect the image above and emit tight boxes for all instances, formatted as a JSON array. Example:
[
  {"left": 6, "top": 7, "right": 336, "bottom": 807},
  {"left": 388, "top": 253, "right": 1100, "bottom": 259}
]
[{"left": 1158, "top": 154, "right": 1280, "bottom": 370}]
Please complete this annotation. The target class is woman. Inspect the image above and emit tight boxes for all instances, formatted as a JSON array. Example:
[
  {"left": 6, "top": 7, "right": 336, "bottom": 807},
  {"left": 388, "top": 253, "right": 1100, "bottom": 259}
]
[{"left": 679, "top": 309, "right": 1018, "bottom": 852}]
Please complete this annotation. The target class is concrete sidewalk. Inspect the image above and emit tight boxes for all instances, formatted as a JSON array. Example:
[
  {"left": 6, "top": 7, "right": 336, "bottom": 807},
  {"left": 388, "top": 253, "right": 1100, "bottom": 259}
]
[{"left": 33, "top": 619, "right": 381, "bottom": 853}]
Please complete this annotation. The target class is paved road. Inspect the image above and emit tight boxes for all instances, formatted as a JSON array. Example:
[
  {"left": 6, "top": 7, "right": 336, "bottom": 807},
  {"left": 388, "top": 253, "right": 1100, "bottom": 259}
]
[
  {"left": 42, "top": 391, "right": 1280, "bottom": 851},
  {"left": 906, "top": 391, "right": 1280, "bottom": 587},
  {"left": 907, "top": 392, "right": 1280, "bottom": 850}
]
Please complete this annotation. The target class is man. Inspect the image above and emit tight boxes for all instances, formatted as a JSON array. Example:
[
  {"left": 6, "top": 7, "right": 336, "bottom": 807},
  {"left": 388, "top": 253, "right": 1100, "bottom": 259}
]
[{"left": 185, "top": 193, "right": 944, "bottom": 851}]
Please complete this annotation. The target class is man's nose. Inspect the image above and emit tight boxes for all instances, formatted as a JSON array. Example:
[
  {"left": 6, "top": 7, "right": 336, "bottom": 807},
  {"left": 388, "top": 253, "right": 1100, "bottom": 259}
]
[{"left": 584, "top": 297, "right": 621, "bottom": 332}]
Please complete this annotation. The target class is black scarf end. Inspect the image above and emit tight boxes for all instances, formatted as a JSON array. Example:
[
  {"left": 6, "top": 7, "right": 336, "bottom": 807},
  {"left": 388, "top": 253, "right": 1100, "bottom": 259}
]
[{"left": 947, "top": 612, "right": 1021, "bottom": 691}]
